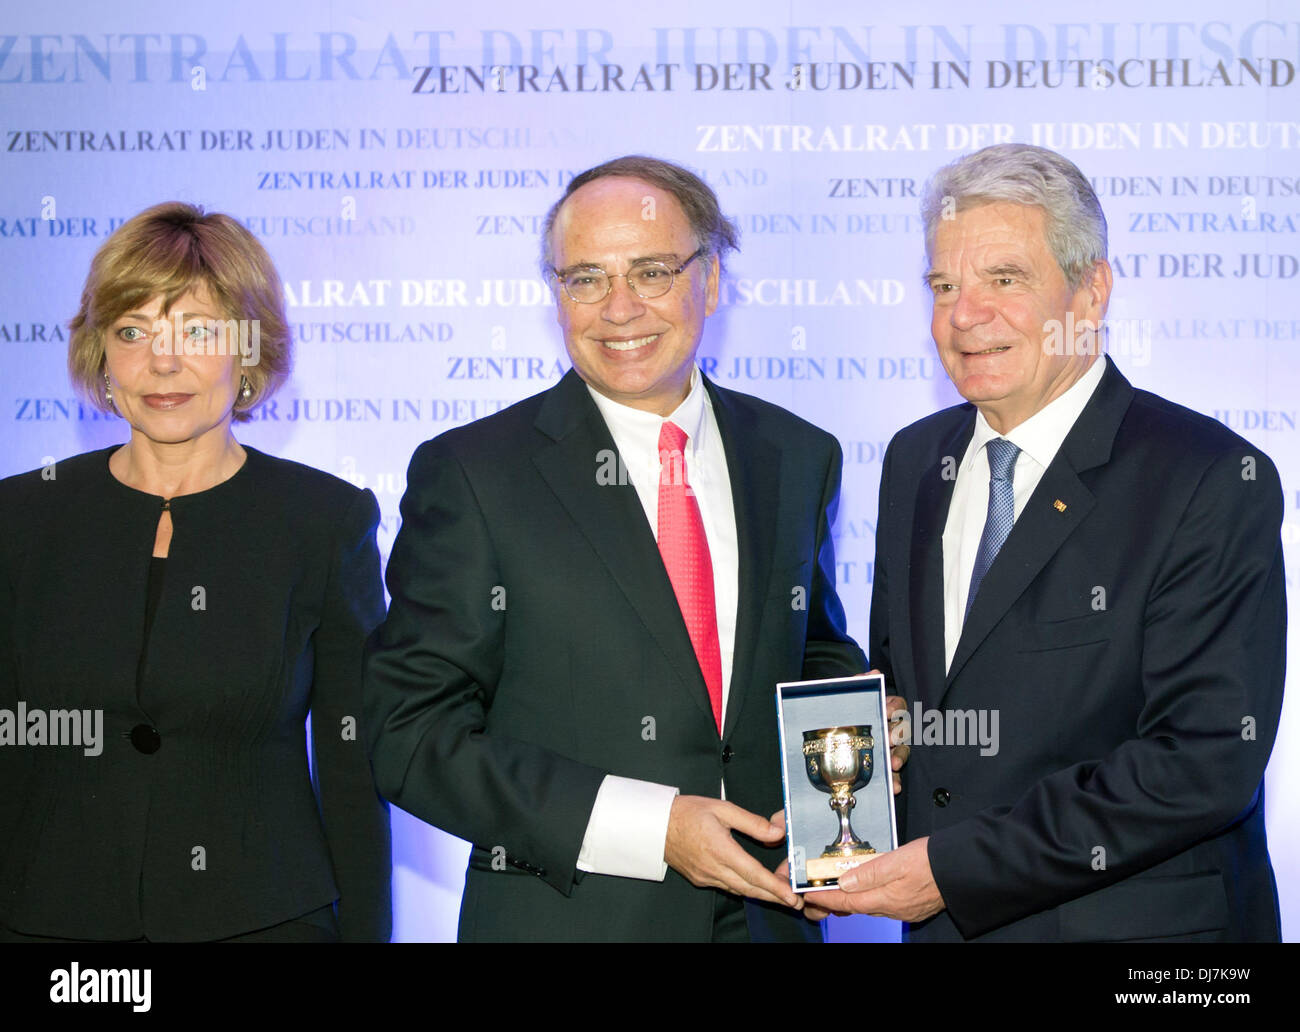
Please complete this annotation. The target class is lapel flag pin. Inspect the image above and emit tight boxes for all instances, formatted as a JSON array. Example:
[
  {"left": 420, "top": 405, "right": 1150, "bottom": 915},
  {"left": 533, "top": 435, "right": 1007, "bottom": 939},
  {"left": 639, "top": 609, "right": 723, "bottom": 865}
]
[{"left": 1053, "top": 499, "right": 1067, "bottom": 513}]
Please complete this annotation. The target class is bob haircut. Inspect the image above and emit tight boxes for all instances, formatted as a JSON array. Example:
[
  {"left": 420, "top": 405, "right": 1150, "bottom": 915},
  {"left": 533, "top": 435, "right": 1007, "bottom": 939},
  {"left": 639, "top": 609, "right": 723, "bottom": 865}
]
[{"left": 68, "top": 202, "right": 291, "bottom": 422}]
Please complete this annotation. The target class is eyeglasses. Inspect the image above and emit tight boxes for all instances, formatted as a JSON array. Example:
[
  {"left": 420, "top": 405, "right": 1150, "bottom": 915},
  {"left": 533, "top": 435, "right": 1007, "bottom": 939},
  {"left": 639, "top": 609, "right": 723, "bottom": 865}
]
[{"left": 552, "top": 248, "right": 704, "bottom": 304}]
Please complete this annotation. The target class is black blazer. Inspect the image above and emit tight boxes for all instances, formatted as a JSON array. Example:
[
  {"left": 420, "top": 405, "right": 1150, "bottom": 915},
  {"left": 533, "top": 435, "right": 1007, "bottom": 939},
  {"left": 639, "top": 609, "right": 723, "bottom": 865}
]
[
  {"left": 364, "top": 369, "right": 866, "bottom": 942},
  {"left": 872, "top": 358, "right": 1285, "bottom": 941},
  {"left": 0, "top": 445, "right": 392, "bottom": 941}
]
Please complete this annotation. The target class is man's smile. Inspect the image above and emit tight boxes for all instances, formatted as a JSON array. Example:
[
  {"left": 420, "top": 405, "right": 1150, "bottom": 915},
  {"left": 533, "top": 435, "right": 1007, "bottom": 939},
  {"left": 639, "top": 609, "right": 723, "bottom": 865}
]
[{"left": 600, "top": 334, "right": 661, "bottom": 352}]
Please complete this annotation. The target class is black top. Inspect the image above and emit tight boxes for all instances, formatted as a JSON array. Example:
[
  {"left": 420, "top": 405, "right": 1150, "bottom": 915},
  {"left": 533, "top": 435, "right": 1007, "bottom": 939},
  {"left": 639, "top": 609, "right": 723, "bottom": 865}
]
[
  {"left": 137, "top": 557, "right": 166, "bottom": 691},
  {"left": 144, "top": 556, "right": 166, "bottom": 642},
  {"left": 0, "top": 445, "right": 392, "bottom": 941}
]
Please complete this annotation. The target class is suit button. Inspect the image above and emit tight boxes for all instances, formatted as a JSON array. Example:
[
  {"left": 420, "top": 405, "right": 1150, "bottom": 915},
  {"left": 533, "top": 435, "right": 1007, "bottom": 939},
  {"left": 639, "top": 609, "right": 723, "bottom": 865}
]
[
  {"left": 932, "top": 787, "right": 950, "bottom": 807},
  {"left": 721, "top": 745, "right": 734, "bottom": 763},
  {"left": 130, "top": 724, "right": 162, "bottom": 754}
]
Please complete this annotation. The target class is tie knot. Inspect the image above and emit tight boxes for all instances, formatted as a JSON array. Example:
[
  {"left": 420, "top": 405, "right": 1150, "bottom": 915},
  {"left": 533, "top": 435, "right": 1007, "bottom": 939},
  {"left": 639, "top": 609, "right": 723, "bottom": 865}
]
[
  {"left": 986, "top": 437, "right": 1020, "bottom": 481},
  {"left": 659, "top": 420, "right": 688, "bottom": 453}
]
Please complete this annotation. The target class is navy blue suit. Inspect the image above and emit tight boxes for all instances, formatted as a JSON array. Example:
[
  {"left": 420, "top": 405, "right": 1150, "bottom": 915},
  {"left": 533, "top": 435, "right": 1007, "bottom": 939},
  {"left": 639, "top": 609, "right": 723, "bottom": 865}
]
[{"left": 872, "top": 358, "right": 1285, "bottom": 941}]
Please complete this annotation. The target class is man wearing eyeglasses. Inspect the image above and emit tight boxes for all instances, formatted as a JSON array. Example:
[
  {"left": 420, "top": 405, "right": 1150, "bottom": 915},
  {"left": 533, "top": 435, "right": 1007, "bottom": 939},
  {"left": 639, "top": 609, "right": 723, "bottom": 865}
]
[{"left": 364, "top": 155, "right": 871, "bottom": 942}]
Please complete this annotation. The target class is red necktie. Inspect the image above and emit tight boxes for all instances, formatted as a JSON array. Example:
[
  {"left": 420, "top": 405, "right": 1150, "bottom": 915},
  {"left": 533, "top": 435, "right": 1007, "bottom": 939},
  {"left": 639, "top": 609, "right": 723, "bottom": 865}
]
[{"left": 657, "top": 421, "right": 723, "bottom": 732}]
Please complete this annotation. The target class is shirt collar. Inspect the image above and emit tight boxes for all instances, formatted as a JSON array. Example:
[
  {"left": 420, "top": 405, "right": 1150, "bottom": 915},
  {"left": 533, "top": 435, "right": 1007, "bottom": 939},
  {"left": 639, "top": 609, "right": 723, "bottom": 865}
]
[
  {"left": 586, "top": 366, "right": 711, "bottom": 456},
  {"left": 965, "top": 355, "right": 1108, "bottom": 471}
]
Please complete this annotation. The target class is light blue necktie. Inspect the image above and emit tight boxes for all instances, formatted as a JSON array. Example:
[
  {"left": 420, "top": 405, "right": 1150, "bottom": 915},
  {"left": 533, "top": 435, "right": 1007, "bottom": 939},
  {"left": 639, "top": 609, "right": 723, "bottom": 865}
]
[{"left": 965, "top": 437, "right": 1021, "bottom": 620}]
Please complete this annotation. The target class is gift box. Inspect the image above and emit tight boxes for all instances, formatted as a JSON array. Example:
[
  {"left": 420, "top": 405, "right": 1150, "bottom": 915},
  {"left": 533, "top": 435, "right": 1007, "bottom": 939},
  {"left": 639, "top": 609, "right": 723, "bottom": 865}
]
[{"left": 776, "top": 673, "right": 899, "bottom": 892}]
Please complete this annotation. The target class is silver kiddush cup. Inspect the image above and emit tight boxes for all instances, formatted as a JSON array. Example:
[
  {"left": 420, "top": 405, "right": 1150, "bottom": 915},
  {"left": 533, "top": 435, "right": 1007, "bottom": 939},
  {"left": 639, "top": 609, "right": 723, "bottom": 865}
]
[{"left": 801, "top": 725, "right": 876, "bottom": 885}]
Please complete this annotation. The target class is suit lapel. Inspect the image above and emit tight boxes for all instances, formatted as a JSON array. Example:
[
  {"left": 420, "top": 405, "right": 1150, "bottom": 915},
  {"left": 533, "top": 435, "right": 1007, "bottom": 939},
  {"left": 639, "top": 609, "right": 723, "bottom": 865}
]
[
  {"left": 909, "top": 413, "right": 974, "bottom": 711},
  {"left": 944, "top": 358, "right": 1135, "bottom": 694},
  {"left": 944, "top": 464, "right": 1095, "bottom": 690},
  {"left": 705, "top": 380, "right": 780, "bottom": 742},
  {"left": 531, "top": 370, "right": 717, "bottom": 728}
]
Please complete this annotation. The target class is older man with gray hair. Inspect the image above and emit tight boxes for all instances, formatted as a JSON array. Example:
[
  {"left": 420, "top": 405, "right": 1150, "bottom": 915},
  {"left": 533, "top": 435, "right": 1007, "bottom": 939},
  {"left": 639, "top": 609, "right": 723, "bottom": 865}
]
[{"left": 808, "top": 143, "right": 1286, "bottom": 942}]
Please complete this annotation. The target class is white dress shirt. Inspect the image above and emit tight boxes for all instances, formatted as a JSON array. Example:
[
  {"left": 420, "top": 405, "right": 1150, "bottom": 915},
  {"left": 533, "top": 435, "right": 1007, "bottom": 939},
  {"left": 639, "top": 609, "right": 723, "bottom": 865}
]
[
  {"left": 576, "top": 366, "right": 740, "bottom": 881},
  {"left": 942, "top": 356, "right": 1107, "bottom": 673}
]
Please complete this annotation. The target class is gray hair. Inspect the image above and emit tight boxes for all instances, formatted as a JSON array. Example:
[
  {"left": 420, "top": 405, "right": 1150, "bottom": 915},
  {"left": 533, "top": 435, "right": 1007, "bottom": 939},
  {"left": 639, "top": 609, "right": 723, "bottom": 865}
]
[
  {"left": 920, "top": 143, "right": 1107, "bottom": 289},
  {"left": 539, "top": 155, "right": 739, "bottom": 275}
]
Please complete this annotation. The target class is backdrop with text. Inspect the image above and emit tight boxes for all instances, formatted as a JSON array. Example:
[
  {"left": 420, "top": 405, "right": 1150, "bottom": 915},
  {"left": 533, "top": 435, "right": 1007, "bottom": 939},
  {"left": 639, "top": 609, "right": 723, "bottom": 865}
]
[{"left": 2, "top": 0, "right": 1296, "bottom": 942}]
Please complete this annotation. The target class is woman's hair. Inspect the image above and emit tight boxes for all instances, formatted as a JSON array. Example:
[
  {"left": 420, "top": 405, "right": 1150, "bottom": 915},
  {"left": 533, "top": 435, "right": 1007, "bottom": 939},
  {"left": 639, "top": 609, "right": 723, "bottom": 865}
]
[{"left": 68, "top": 202, "right": 291, "bottom": 422}]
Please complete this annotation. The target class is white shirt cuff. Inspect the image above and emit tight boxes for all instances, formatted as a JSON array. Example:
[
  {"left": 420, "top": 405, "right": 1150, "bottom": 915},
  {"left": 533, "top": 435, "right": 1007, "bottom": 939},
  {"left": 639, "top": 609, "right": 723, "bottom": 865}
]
[{"left": 576, "top": 775, "right": 679, "bottom": 881}]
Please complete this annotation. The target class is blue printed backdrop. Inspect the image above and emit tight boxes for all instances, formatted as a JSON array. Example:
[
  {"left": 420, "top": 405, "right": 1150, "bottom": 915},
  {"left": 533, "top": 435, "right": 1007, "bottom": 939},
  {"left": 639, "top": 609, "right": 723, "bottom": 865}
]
[{"left": 2, "top": 0, "right": 1297, "bottom": 941}]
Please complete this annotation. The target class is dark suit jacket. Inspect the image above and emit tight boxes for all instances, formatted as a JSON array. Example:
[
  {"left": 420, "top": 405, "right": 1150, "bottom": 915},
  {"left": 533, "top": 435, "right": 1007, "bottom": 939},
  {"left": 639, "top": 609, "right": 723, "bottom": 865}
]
[
  {"left": 364, "top": 369, "right": 866, "bottom": 941},
  {"left": 0, "top": 446, "right": 392, "bottom": 941},
  {"left": 871, "top": 357, "right": 1285, "bottom": 941}
]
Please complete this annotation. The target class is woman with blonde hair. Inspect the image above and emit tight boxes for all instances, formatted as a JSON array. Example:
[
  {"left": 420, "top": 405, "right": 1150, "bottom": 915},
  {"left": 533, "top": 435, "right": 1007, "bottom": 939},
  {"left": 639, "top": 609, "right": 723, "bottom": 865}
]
[{"left": 0, "top": 202, "right": 391, "bottom": 942}]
